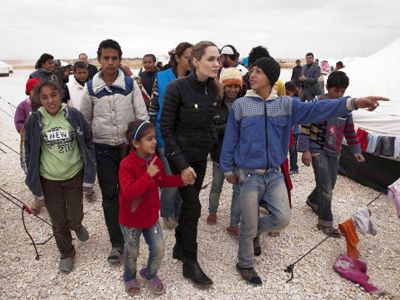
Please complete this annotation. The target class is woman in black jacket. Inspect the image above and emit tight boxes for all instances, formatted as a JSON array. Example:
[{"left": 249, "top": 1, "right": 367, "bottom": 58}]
[{"left": 160, "top": 41, "right": 220, "bottom": 287}]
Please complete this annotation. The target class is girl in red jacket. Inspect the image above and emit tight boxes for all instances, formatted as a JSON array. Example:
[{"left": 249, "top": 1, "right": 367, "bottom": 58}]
[{"left": 118, "top": 120, "right": 194, "bottom": 296}]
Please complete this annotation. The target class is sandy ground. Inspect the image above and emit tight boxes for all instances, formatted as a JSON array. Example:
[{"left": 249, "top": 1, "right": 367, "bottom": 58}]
[{"left": 0, "top": 113, "right": 399, "bottom": 300}]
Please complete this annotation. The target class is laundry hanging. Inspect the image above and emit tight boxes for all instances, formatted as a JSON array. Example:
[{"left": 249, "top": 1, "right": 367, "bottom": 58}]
[
  {"left": 352, "top": 206, "right": 377, "bottom": 236},
  {"left": 387, "top": 178, "right": 400, "bottom": 218},
  {"left": 339, "top": 219, "right": 360, "bottom": 259}
]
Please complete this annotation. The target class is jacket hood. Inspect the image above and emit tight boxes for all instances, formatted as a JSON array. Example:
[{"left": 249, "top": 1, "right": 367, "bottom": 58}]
[
  {"left": 91, "top": 69, "right": 126, "bottom": 95},
  {"left": 245, "top": 89, "right": 278, "bottom": 101}
]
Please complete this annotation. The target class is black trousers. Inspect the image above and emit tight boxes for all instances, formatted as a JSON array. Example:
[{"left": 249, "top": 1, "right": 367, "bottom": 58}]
[
  {"left": 41, "top": 170, "right": 83, "bottom": 259},
  {"left": 170, "top": 160, "right": 207, "bottom": 261},
  {"left": 94, "top": 143, "right": 124, "bottom": 249}
]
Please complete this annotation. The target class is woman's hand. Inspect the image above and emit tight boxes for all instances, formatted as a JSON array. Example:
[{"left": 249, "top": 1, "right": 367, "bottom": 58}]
[{"left": 181, "top": 172, "right": 195, "bottom": 185}]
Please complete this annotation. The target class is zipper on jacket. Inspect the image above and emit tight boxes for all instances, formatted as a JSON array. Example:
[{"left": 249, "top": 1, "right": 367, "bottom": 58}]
[{"left": 204, "top": 86, "right": 208, "bottom": 95}]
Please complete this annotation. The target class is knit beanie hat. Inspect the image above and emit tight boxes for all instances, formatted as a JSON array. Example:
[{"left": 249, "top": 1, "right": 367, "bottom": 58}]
[
  {"left": 252, "top": 57, "right": 280, "bottom": 86},
  {"left": 220, "top": 67, "right": 243, "bottom": 87},
  {"left": 25, "top": 77, "right": 41, "bottom": 95}
]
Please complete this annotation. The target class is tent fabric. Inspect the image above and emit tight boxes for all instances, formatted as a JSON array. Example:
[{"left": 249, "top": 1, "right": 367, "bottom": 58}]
[
  {"left": 339, "top": 145, "right": 400, "bottom": 193},
  {"left": 343, "top": 38, "right": 400, "bottom": 137}
]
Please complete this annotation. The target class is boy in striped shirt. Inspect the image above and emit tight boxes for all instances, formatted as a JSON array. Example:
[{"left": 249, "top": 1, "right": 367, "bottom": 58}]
[{"left": 298, "top": 71, "right": 365, "bottom": 237}]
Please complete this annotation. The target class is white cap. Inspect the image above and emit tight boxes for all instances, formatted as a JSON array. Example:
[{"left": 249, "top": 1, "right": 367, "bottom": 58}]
[{"left": 220, "top": 46, "right": 235, "bottom": 55}]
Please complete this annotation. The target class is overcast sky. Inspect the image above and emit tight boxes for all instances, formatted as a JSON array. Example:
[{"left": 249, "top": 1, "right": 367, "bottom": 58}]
[{"left": 1, "top": 0, "right": 400, "bottom": 61}]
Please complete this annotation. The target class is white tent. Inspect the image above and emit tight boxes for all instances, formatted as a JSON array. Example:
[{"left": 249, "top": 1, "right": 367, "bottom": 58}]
[
  {"left": 0, "top": 61, "right": 10, "bottom": 76},
  {"left": 343, "top": 38, "right": 400, "bottom": 137},
  {"left": 338, "top": 39, "right": 400, "bottom": 192}
]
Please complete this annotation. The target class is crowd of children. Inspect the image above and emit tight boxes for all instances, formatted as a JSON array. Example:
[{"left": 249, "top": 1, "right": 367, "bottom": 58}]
[{"left": 15, "top": 38, "right": 387, "bottom": 295}]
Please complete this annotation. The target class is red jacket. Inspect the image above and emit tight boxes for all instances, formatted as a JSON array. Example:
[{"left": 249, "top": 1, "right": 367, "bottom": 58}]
[{"left": 119, "top": 150, "right": 183, "bottom": 228}]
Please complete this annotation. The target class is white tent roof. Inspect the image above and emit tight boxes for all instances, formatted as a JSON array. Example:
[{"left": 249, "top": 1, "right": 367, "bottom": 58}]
[{"left": 343, "top": 38, "right": 400, "bottom": 136}]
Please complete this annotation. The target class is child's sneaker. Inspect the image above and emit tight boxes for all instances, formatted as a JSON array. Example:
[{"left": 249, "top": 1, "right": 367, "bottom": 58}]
[
  {"left": 236, "top": 263, "right": 262, "bottom": 286},
  {"left": 206, "top": 213, "right": 217, "bottom": 225},
  {"left": 84, "top": 190, "right": 96, "bottom": 202},
  {"left": 317, "top": 224, "right": 341, "bottom": 238},
  {"left": 59, "top": 256, "right": 74, "bottom": 273},
  {"left": 226, "top": 226, "right": 239, "bottom": 237},
  {"left": 306, "top": 199, "right": 318, "bottom": 214},
  {"left": 163, "top": 217, "right": 178, "bottom": 229},
  {"left": 74, "top": 225, "right": 89, "bottom": 242}
]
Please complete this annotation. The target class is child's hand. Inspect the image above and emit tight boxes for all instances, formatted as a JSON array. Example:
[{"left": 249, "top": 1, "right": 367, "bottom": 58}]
[
  {"left": 225, "top": 174, "right": 238, "bottom": 184},
  {"left": 354, "top": 153, "right": 365, "bottom": 162},
  {"left": 147, "top": 157, "right": 160, "bottom": 177},
  {"left": 302, "top": 151, "right": 312, "bottom": 166},
  {"left": 354, "top": 96, "right": 389, "bottom": 111},
  {"left": 181, "top": 172, "right": 195, "bottom": 185},
  {"left": 182, "top": 167, "right": 197, "bottom": 180},
  {"left": 31, "top": 197, "right": 45, "bottom": 215}
]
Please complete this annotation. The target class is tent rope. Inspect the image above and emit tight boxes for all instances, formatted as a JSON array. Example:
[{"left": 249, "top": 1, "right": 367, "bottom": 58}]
[
  {"left": 284, "top": 193, "right": 384, "bottom": 283},
  {"left": 0, "top": 140, "right": 19, "bottom": 155},
  {"left": 0, "top": 187, "right": 53, "bottom": 260}
]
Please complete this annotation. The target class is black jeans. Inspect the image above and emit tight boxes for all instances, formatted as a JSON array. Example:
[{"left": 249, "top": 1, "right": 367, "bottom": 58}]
[
  {"left": 289, "top": 133, "right": 299, "bottom": 171},
  {"left": 169, "top": 159, "right": 207, "bottom": 261},
  {"left": 94, "top": 143, "right": 124, "bottom": 249}
]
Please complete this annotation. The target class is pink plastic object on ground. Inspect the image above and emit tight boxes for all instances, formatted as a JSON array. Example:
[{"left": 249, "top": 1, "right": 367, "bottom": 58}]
[{"left": 333, "top": 254, "right": 385, "bottom": 296}]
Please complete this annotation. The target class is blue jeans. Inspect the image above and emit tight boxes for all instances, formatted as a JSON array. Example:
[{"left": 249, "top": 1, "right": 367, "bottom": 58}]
[
  {"left": 121, "top": 222, "right": 164, "bottom": 282},
  {"left": 308, "top": 153, "right": 339, "bottom": 226},
  {"left": 238, "top": 169, "right": 291, "bottom": 268},
  {"left": 208, "top": 162, "right": 241, "bottom": 226},
  {"left": 158, "top": 147, "right": 182, "bottom": 218}
]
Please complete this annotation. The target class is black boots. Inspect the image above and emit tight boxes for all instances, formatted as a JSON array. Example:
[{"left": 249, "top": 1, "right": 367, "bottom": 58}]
[
  {"left": 172, "top": 243, "right": 184, "bottom": 261},
  {"left": 173, "top": 243, "right": 213, "bottom": 287},
  {"left": 183, "top": 260, "right": 213, "bottom": 287}
]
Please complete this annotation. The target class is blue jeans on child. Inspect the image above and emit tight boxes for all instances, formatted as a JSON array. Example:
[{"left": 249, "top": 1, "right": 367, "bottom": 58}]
[
  {"left": 208, "top": 162, "right": 241, "bottom": 226},
  {"left": 158, "top": 147, "right": 182, "bottom": 219},
  {"left": 121, "top": 222, "right": 165, "bottom": 282},
  {"left": 238, "top": 169, "right": 291, "bottom": 268},
  {"left": 308, "top": 153, "right": 339, "bottom": 227}
]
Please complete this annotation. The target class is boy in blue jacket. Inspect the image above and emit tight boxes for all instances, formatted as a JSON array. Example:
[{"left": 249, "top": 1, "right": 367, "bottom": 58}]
[{"left": 220, "top": 57, "right": 387, "bottom": 286}]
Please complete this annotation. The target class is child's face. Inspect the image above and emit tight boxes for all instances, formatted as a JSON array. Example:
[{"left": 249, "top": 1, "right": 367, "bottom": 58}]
[
  {"left": 224, "top": 84, "right": 241, "bottom": 99},
  {"left": 142, "top": 56, "right": 156, "bottom": 72},
  {"left": 74, "top": 67, "right": 88, "bottom": 83},
  {"left": 98, "top": 48, "right": 121, "bottom": 77},
  {"left": 133, "top": 128, "right": 157, "bottom": 156},
  {"left": 175, "top": 47, "right": 192, "bottom": 72},
  {"left": 135, "top": 78, "right": 143, "bottom": 89},
  {"left": 249, "top": 66, "right": 270, "bottom": 91},
  {"left": 39, "top": 86, "right": 62, "bottom": 116},
  {"left": 42, "top": 59, "right": 55, "bottom": 72},
  {"left": 327, "top": 87, "right": 346, "bottom": 99}
]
